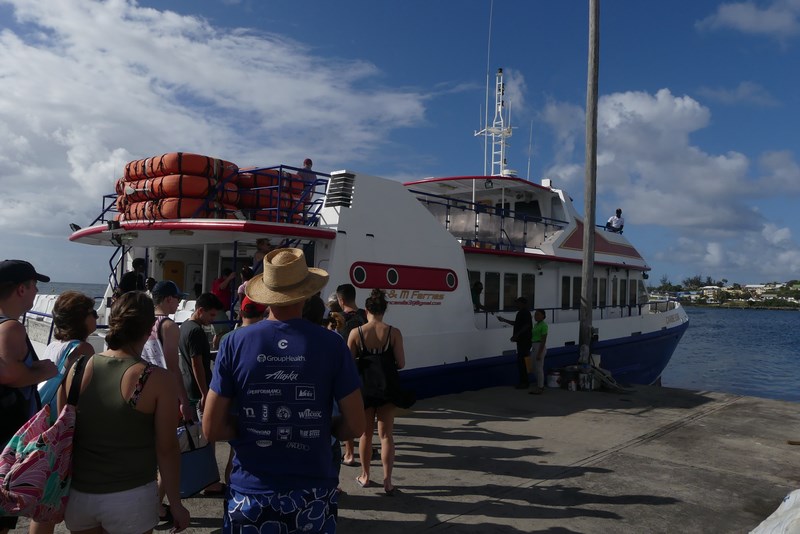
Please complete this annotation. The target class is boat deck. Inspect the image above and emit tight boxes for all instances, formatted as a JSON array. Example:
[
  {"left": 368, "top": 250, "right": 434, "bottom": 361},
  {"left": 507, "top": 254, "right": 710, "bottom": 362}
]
[{"left": 23, "top": 384, "right": 798, "bottom": 533}]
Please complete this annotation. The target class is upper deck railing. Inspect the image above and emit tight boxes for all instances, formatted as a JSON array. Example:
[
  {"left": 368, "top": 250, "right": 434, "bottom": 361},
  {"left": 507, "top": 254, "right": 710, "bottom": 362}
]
[{"left": 408, "top": 189, "right": 568, "bottom": 251}]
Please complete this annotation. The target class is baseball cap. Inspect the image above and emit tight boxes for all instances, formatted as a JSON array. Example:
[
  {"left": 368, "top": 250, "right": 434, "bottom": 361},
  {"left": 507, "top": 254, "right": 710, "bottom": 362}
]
[
  {"left": 151, "top": 280, "right": 188, "bottom": 299},
  {"left": 241, "top": 295, "right": 268, "bottom": 315},
  {"left": 0, "top": 260, "right": 50, "bottom": 284}
]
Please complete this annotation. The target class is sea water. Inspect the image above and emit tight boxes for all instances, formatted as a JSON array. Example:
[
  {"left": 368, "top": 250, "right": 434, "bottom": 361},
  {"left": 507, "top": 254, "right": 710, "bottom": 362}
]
[
  {"left": 38, "top": 281, "right": 107, "bottom": 299},
  {"left": 662, "top": 306, "right": 800, "bottom": 402}
]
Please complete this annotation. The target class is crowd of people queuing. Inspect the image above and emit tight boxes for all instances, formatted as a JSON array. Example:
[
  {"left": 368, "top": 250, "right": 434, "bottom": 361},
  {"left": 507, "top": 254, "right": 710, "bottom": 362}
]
[{"left": 0, "top": 246, "right": 415, "bottom": 533}]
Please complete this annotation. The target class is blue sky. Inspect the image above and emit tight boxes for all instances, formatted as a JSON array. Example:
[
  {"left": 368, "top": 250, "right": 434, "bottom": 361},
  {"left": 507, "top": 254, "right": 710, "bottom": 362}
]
[{"left": 1, "top": 0, "right": 799, "bottom": 286}]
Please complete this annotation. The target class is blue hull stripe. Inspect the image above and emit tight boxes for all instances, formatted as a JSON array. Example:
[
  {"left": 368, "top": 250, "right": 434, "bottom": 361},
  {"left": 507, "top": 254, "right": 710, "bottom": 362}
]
[{"left": 400, "top": 321, "right": 689, "bottom": 399}]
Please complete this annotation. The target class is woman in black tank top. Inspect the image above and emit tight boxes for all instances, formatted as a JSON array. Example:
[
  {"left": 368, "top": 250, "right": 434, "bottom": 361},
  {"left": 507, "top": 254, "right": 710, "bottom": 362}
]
[{"left": 346, "top": 289, "right": 406, "bottom": 496}]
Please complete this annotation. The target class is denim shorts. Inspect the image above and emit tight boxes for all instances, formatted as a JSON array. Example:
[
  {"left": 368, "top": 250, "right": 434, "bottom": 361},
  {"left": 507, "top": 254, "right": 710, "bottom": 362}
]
[
  {"left": 64, "top": 480, "right": 159, "bottom": 533},
  {"left": 224, "top": 486, "right": 338, "bottom": 533}
]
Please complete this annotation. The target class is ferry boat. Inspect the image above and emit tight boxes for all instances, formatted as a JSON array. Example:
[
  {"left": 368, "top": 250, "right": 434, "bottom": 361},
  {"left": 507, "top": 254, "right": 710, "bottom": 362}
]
[{"left": 25, "top": 71, "right": 688, "bottom": 399}]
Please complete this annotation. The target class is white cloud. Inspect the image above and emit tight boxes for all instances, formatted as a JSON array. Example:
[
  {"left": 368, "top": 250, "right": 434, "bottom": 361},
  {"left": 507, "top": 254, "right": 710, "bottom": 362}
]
[
  {"left": 697, "top": 81, "right": 780, "bottom": 107},
  {"left": 502, "top": 68, "right": 527, "bottom": 114},
  {"left": 697, "top": 0, "right": 800, "bottom": 38},
  {"left": 543, "top": 87, "right": 800, "bottom": 282},
  {"left": 0, "top": 0, "right": 428, "bottom": 280}
]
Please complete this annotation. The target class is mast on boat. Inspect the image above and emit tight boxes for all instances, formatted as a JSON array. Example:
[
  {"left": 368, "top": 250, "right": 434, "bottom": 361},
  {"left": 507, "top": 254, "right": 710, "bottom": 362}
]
[{"left": 475, "top": 68, "right": 514, "bottom": 177}]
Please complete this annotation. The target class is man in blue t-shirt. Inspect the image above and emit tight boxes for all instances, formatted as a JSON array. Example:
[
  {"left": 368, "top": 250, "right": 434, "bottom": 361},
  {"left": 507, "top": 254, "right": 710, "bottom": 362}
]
[{"left": 204, "top": 248, "right": 364, "bottom": 534}]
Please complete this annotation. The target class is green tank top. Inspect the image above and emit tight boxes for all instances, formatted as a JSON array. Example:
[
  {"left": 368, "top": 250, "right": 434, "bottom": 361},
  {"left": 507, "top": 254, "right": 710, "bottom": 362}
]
[{"left": 71, "top": 354, "right": 158, "bottom": 493}]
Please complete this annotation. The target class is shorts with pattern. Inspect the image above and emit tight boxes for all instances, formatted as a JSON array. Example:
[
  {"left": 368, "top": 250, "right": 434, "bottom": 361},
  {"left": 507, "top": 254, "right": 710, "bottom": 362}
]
[{"left": 224, "top": 486, "right": 338, "bottom": 534}]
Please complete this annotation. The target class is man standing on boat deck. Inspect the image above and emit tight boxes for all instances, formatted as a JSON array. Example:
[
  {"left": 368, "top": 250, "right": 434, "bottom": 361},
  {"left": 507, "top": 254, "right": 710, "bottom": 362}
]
[
  {"left": 606, "top": 208, "right": 624, "bottom": 233},
  {"left": 471, "top": 281, "right": 487, "bottom": 312},
  {"left": 119, "top": 257, "right": 146, "bottom": 292},
  {"left": 497, "top": 297, "right": 533, "bottom": 389},
  {"left": 0, "top": 260, "right": 57, "bottom": 534},
  {"left": 203, "top": 248, "right": 364, "bottom": 533}
]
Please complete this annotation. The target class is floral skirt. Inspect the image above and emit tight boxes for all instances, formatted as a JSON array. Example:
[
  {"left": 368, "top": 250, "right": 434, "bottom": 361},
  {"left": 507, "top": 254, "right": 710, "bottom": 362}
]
[{"left": 224, "top": 486, "right": 338, "bottom": 534}]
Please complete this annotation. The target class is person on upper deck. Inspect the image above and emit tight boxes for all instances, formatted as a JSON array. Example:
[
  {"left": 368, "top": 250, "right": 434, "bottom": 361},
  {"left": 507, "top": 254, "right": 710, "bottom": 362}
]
[
  {"left": 606, "top": 208, "right": 624, "bottom": 233},
  {"left": 299, "top": 158, "right": 315, "bottom": 184}
]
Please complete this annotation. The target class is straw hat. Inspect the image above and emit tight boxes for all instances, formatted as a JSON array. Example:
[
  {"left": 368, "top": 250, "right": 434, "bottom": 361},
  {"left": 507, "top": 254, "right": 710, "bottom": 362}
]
[{"left": 245, "top": 248, "right": 329, "bottom": 306}]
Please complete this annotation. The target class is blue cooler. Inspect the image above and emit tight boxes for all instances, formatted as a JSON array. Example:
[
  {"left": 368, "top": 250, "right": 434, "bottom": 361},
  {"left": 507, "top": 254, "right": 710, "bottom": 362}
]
[{"left": 177, "top": 422, "right": 220, "bottom": 498}]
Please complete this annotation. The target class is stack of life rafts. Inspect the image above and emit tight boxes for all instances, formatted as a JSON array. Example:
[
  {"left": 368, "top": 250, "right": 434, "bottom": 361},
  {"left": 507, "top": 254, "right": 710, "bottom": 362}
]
[{"left": 114, "top": 152, "right": 311, "bottom": 222}]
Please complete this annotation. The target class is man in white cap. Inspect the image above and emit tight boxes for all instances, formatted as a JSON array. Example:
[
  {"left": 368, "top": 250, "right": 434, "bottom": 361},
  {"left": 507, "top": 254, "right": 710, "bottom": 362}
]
[
  {"left": 0, "top": 260, "right": 57, "bottom": 534},
  {"left": 204, "top": 248, "right": 364, "bottom": 533}
]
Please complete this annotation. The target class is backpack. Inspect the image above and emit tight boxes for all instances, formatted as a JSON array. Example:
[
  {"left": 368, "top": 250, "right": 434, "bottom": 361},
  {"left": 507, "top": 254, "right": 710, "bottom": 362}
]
[{"left": 0, "top": 355, "right": 89, "bottom": 522}]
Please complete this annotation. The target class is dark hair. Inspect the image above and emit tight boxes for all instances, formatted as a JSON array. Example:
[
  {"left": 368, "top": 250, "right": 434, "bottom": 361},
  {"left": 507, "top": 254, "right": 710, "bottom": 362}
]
[
  {"left": 364, "top": 288, "right": 388, "bottom": 315},
  {"left": 196, "top": 292, "right": 224, "bottom": 311},
  {"left": 145, "top": 277, "right": 157, "bottom": 289},
  {"left": 240, "top": 265, "right": 254, "bottom": 282},
  {"left": 302, "top": 293, "right": 326, "bottom": 325},
  {"left": 336, "top": 283, "right": 356, "bottom": 303},
  {"left": 534, "top": 308, "right": 546, "bottom": 318},
  {"left": 53, "top": 291, "right": 95, "bottom": 342},
  {"left": 132, "top": 258, "right": 146, "bottom": 270},
  {"left": 105, "top": 291, "right": 155, "bottom": 350}
]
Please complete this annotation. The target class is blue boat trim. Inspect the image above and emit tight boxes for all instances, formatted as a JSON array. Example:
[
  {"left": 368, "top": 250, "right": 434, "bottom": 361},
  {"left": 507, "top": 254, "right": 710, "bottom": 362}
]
[{"left": 400, "top": 321, "right": 689, "bottom": 399}]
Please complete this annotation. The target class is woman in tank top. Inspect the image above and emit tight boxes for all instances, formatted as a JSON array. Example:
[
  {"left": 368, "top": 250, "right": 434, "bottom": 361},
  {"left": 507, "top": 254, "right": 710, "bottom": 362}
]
[
  {"left": 347, "top": 288, "right": 406, "bottom": 496},
  {"left": 32, "top": 291, "right": 97, "bottom": 534},
  {"left": 60, "top": 291, "right": 190, "bottom": 533}
]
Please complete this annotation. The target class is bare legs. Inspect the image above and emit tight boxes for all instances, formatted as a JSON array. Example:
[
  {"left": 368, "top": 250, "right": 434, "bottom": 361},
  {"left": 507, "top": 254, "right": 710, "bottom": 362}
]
[
  {"left": 356, "top": 404, "right": 396, "bottom": 494},
  {"left": 342, "top": 439, "right": 356, "bottom": 465},
  {"left": 356, "top": 407, "right": 376, "bottom": 487}
]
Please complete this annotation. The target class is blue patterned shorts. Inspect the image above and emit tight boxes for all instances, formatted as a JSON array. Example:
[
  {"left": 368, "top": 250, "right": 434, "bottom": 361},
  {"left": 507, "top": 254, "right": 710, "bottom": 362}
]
[{"left": 224, "top": 486, "right": 338, "bottom": 534}]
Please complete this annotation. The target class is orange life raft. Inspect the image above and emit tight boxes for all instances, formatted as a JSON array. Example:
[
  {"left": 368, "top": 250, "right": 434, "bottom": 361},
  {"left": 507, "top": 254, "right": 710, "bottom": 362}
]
[
  {"left": 117, "top": 174, "right": 239, "bottom": 205},
  {"left": 235, "top": 169, "right": 308, "bottom": 195},
  {"left": 124, "top": 153, "right": 238, "bottom": 182},
  {"left": 122, "top": 197, "right": 234, "bottom": 220}
]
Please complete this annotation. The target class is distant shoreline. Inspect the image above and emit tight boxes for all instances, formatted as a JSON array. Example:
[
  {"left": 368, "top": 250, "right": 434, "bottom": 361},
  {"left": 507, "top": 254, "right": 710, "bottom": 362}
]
[{"left": 682, "top": 303, "right": 799, "bottom": 311}]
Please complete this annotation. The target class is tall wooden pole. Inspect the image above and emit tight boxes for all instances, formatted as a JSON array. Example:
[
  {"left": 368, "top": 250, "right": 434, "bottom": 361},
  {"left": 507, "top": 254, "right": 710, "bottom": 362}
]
[{"left": 579, "top": 0, "right": 600, "bottom": 363}]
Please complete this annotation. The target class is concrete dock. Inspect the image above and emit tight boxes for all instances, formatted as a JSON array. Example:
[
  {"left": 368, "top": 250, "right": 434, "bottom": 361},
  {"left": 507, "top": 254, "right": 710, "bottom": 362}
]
[{"left": 18, "top": 384, "right": 800, "bottom": 533}]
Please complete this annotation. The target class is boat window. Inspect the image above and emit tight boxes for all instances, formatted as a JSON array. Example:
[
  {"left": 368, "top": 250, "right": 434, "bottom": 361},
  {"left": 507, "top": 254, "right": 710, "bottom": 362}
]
[
  {"left": 550, "top": 196, "right": 566, "bottom": 221},
  {"left": 503, "top": 273, "right": 518, "bottom": 311},
  {"left": 468, "top": 270, "right": 481, "bottom": 288},
  {"left": 494, "top": 201, "right": 511, "bottom": 217},
  {"left": 612, "top": 278, "right": 618, "bottom": 307},
  {"left": 522, "top": 273, "right": 536, "bottom": 308},
  {"left": 629, "top": 278, "right": 639, "bottom": 305},
  {"left": 514, "top": 200, "right": 541, "bottom": 221},
  {"left": 599, "top": 278, "right": 607, "bottom": 307},
  {"left": 592, "top": 277, "right": 598, "bottom": 307},
  {"left": 620, "top": 279, "right": 628, "bottom": 306},
  {"left": 638, "top": 280, "right": 648, "bottom": 304},
  {"left": 485, "top": 272, "right": 500, "bottom": 311},
  {"left": 561, "top": 276, "right": 571, "bottom": 309},
  {"left": 572, "top": 277, "right": 581, "bottom": 309}
]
